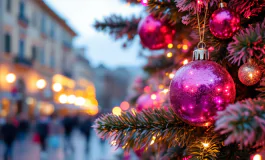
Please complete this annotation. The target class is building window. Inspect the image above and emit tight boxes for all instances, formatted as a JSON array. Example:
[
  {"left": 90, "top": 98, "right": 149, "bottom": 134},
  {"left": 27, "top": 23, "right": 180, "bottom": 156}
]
[
  {"left": 39, "top": 48, "right": 45, "bottom": 65},
  {"left": 19, "top": 0, "right": 25, "bottom": 16},
  {"left": 50, "top": 53, "right": 55, "bottom": 68},
  {"left": 41, "top": 14, "right": 46, "bottom": 34},
  {"left": 6, "top": 0, "right": 12, "bottom": 12},
  {"left": 31, "top": 46, "right": 37, "bottom": 61},
  {"left": 19, "top": 39, "right": 25, "bottom": 58},
  {"left": 50, "top": 22, "right": 55, "bottom": 39},
  {"left": 32, "top": 11, "right": 37, "bottom": 27},
  {"left": 4, "top": 33, "right": 11, "bottom": 53}
]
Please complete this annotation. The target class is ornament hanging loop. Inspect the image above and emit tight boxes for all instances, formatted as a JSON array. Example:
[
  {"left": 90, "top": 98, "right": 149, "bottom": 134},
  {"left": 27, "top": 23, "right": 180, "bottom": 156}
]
[{"left": 197, "top": 41, "right": 206, "bottom": 49}]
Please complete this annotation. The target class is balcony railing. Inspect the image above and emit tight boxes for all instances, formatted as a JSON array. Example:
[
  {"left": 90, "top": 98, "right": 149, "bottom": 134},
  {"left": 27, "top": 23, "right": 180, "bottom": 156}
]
[
  {"left": 18, "top": 13, "right": 29, "bottom": 28},
  {"left": 13, "top": 56, "right": 33, "bottom": 67}
]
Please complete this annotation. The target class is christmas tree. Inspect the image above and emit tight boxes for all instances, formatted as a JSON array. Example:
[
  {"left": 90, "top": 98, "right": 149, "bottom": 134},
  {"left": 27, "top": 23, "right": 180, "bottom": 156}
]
[{"left": 93, "top": 0, "right": 265, "bottom": 159}]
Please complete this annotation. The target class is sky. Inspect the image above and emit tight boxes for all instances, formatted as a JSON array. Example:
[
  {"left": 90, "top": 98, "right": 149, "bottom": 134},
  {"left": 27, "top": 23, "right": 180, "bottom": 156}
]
[{"left": 44, "top": 0, "right": 145, "bottom": 68}]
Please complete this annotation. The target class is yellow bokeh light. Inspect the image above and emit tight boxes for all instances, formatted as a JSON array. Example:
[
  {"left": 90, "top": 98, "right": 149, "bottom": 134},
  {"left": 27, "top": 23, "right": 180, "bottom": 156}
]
[
  {"left": 249, "top": 73, "right": 253, "bottom": 79},
  {"left": 75, "top": 97, "right": 85, "bottom": 106},
  {"left": 166, "top": 52, "right": 173, "bottom": 58},
  {"left": 120, "top": 101, "right": 130, "bottom": 111},
  {"left": 150, "top": 136, "right": 156, "bottom": 145},
  {"left": 182, "top": 44, "right": 188, "bottom": 50},
  {"left": 36, "top": 79, "right": 46, "bottom": 89},
  {"left": 6, "top": 73, "right": 16, "bottom": 83},
  {"left": 169, "top": 73, "right": 175, "bottom": 79},
  {"left": 253, "top": 154, "right": 262, "bottom": 160},
  {"left": 162, "top": 88, "right": 169, "bottom": 94},
  {"left": 67, "top": 95, "right": 76, "bottom": 104},
  {"left": 202, "top": 142, "right": 209, "bottom": 148},
  {"left": 52, "top": 83, "right": 62, "bottom": 92},
  {"left": 167, "top": 43, "right": 173, "bottom": 49},
  {"left": 177, "top": 44, "right": 182, "bottom": 49},
  {"left": 183, "top": 59, "right": 189, "bottom": 65},
  {"left": 112, "top": 106, "right": 122, "bottom": 116},
  {"left": 59, "top": 94, "right": 67, "bottom": 104},
  {"left": 151, "top": 94, "right": 157, "bottom": 100}
]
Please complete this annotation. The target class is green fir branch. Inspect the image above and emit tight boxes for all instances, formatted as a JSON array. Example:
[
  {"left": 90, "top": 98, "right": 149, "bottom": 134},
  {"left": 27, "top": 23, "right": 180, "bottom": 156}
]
[
  {"left": 94, "top": 108, "right": 214, "bottom": 150},
  {"left": 215, "top": 98, "right": 265, "bottom": 148},
  {"left": 147, "top": 0, "right": 183, "bottom": 24},
  {"left": 93, "top": 14, "right": 140, "bottom": 47}
]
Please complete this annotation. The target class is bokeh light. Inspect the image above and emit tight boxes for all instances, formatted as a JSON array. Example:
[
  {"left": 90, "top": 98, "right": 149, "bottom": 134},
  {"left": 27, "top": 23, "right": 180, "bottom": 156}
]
[
  {"left": 52, "top": 83, "right": 62, "bottom": 92},
  {"left": 6, "top": 73, "right": 16, "bottom": 83},
  {"left": 59, "top": 94, "right": 67, "bottom": 104},
  {"left": 112, "top": 106, "right": 122, "bottom": 116},
  {"left": 36, "top": 79, "right": 47, "bottom": 89},
  {"left": 67, "top": 95, "right": 76, "bottom": 104},
  {"left": 120, "top": 101, "right": 130, "bottom": 111}
]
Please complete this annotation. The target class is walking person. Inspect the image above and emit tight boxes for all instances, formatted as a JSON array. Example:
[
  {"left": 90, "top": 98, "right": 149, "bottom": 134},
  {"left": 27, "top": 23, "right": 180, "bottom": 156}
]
[
  {"left": 62, "top": 115, "right": 75, "bottom": 154},
  {"left": 1, "top": 116, "right": 17, "bottom": 160},
  {"left": 36, "top": 115, "right": 49, "bottom": 159},
  {"left": 80, "top": 115, "right": 92, "bottom": 155}
]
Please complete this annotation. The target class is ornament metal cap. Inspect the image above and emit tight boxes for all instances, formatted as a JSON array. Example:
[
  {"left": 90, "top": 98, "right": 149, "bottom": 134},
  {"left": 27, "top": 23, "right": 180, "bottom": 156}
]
[
  {"left": 218, "top": 2, "right": 227, "bottom": 8},
  {"left": 193, "top": 42, "right": 209, "bottom": 60}
]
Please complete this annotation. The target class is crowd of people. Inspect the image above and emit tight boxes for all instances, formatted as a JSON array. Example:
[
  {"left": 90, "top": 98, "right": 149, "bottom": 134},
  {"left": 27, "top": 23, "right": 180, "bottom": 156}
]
[{"left": 0, "top": 112, "right": 94, "bottom": 160}]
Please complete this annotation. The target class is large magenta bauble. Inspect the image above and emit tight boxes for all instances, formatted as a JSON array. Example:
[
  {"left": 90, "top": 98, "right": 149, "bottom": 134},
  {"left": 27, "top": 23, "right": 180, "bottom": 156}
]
[
  {"left": 136, "top": 93, "right": 163, "bottom": 112},
  {"left": 138, "top": 15, "right": 175, "bottom": 50},
  {"left": 169, "top": 61, "right": 236, "bottom": 126},
  {"left": 209, "top": 7, "right": 240, "bottom": 39}
]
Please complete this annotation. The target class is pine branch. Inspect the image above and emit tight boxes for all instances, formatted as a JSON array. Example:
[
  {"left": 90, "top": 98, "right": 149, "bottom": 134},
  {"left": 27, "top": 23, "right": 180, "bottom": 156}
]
[
  {"left": 94, "top": 108, "right": 214, "bottom": 150},
  {"left": 147, "top": 0, "right": 183, "bottom": 24},
  {"left": 215, "top": 98, "right": 265, "bottom": 148},
  {"left": 121, "top": 0, "right": 141, "bottom": 4},
  {"left": 227, "top": 18, "right": 265, "bottom": 66},
  {"left": 257, "top": 77, "right": 265, "bottom": 98},
  {"left": 229, "top": 0, "right": 265, "bottom": 18},
  {"left": 94, "top": 14, "right": 141, "bottom": 47}
]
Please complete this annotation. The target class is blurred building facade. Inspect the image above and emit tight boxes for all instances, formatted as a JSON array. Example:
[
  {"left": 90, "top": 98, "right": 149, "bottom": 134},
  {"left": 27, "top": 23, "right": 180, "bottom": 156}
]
[
  {"left": 93, "top": 65, "right": 131, "bottom": 113},
  {"left": 0, "top": 0, "right": 98, "bottom": 117}
]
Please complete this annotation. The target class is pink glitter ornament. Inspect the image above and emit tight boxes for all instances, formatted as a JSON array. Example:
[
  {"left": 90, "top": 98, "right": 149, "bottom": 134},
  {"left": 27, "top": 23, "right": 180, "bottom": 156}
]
[
  {"left": 138, "top": 15, "right": 175, "bottom": 50},
  {"left": 169, "top": 48, "right": 236, "bottom": 126},
  {"left": 209, "top": 2, "right": 240, "bottom": 39}
]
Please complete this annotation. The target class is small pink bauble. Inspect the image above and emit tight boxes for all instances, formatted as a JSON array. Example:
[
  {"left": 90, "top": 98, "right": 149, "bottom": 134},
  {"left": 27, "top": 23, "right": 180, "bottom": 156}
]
[
  {"left": 169, "top": 60, "right": 236, "bottom": 126},
  {"left": 138, "top": 15, "right": 175, "bottom": 50},
  {"left": 209, "top": 7, "right": 240, "bottom": 39},
  {"left": 136, "top": 93, "right": 164, "bottom": 112}
]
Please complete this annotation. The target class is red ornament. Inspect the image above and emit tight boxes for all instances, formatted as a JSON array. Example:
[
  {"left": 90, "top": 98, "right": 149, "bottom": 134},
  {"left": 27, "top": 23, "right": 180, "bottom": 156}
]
[
  {"left": 169, "top": 48, "right": 236, "bottom": 126},
  {"left": 209, "top": 3, "right": 240, "bottom": 39},
  {"left": 138, "top": 15, "right": 175, "bottom": 50}
]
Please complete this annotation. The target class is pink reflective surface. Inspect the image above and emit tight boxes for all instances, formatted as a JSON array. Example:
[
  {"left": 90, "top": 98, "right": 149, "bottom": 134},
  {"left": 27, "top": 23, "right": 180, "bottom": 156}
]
[
  {"left": 209, "top": 8, "right": 240, "bottom": 39},
  {"left": 138, "top": 15, "right": 175, "bottom": 50},
  {"left": 169, "top": 61, "right": 236, "bottom": 126}
]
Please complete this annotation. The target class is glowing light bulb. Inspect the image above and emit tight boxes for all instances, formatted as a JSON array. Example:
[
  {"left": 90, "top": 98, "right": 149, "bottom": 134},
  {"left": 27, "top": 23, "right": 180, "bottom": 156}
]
[
  {"left": 52, "top": 83, "right": 62, "bottom": 92},
  {"left": 166, "top": 52, "right": 173, "bottom": 58},
  {"left": 202, "top": 142, "right": 209, "bottom": 148},
  {"left": 6, "top": 73, "right": 16, "bottom": 83},
  {"left": 150, "top": 136, "right": 156, "bottom": 145},
  {"left": 67, "top": 95, "right": 76, "bottom": 104},
  {"left": 75, "top": 97, "right": 85, "bottom": 106},
  {"left": 253, "top": 154, "right": 262, "bottom": 160},
  {"left": 183, "top": 59, "right": 189, "bottom": 65},
  {"left": 151, "top": 94, "right": 157, "bottom": 100},
  {"left": 59, "top": 94, "right": 67, "bottom": 104},
  {"left": 36, "top": 79, "right": 46, "bottom": 89},
  {"left": 182, "top": 44, "right": 188, "bottom": 50},
  {"left": 167, "top": 43, "right": 173, "bottom": 49},
  {"left": 169, "top": 73, "right": 175, "bottom": 79},
  {"left": 112, "top": 106, "right": 122, "bottom": 116},
  {"left": 162, "top": 88, "right": 169, "bottom": 94}
]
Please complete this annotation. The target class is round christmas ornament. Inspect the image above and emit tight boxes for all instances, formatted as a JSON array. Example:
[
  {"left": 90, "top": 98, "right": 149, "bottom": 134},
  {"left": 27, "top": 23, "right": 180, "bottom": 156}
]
[
  {"left": 169, "top": 47, "right": 236, "bottom": 126},
  {"left": 138, "top": 14, "right": 175, "bottom": 50},
  {"left": 209, "top": 2, "right": 240, "bottom": 39},
  {"left": 238, "top": 60, "right": 262, "bottom": 86},
  {"left": 136, "top": 92, "right": 164, "bottom": 112}
]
